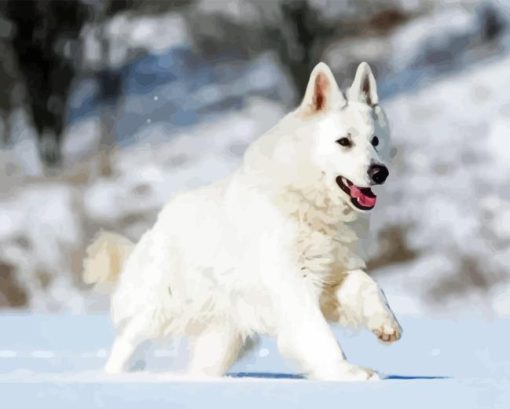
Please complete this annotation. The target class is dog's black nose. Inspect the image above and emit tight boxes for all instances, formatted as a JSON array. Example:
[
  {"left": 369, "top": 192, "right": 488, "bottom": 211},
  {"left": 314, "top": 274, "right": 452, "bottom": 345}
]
[{"left": 368, "top": 164, "right": 389, "bottom": 185}]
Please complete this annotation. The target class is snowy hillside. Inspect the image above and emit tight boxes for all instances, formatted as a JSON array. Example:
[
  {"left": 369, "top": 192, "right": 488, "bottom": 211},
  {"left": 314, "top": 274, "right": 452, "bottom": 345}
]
[
  {"left": 3, "top": 51, "right": 510, "bottom": 315},
  {"left": 1, "top": 0, "right": 510, "bottom": 313},
  {"left": 372, "top": 54, "right": 510, "bottom": 316},
  {"left": 0, "top": 98, "right": 286, "bottom": 311}
]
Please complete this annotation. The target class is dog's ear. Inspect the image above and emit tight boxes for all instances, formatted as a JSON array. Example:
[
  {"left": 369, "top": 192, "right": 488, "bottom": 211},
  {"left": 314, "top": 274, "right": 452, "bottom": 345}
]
[
  {"left": 300, "top": 62, "right": 345, "bottom": 114},
  {"left": 348, "top": 62, "right": 378, "bottom": 106}
]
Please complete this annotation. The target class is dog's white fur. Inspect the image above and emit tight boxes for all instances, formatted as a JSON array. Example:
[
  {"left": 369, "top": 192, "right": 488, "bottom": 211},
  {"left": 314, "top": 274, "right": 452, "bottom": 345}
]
[{"left": 84, "top": 62, "right": 402, "bottom": 381}]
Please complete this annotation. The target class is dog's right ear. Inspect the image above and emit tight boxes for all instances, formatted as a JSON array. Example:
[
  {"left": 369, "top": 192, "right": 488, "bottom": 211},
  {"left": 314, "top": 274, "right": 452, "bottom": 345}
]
[{"left": 299, "top": 62, "right": 345, "bottom": 115}]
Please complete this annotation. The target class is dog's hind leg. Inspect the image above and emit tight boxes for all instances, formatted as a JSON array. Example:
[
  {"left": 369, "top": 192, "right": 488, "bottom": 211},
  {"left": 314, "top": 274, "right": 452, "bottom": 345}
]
[
  {"left": 105, "top": 312, "right": 161, "bottom": 374},
  {"left": 335, "top": 269, "right": 402, "bottom": 343},
  {"left": 187, "top": 324, "right": 243, "bottom": 377}
]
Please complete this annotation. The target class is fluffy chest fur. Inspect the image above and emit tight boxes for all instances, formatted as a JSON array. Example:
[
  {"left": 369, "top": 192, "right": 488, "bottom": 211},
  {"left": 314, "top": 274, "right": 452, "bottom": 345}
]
[{"left": 274, "top": 182, "right": 368, "bottom": 292}]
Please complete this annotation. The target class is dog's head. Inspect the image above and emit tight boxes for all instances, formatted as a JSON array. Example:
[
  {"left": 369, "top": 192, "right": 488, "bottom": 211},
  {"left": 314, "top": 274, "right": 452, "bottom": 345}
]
[{"left": 296, "top": 62, "right": 394, "bottom": 212}]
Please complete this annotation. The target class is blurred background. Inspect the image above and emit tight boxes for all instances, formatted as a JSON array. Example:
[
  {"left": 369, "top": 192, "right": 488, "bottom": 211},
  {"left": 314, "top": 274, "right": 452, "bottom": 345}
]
[{"left": 0, "top": 0, "right": 509, "bottom": 316}]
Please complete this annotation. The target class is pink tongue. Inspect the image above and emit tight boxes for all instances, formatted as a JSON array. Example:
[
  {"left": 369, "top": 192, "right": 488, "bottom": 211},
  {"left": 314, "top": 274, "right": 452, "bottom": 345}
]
[{"left": 350, "top": 185, "right": 377, "bottom": 208}]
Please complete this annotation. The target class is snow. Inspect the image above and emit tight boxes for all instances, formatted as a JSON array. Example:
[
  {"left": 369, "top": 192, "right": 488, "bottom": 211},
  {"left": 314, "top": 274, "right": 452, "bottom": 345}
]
[
  {"left": 83, "top": 12, "right": 190, "bottom": 68},
  {"left": 0, "top": 315, "right": 508, "bottom": 408},
  {"left": 370, "top": 54, "right": 510, "bottom": 315},
  {"left": 69, "top": 49, "right": 293, "bottom": 146},
  {"left": 389, "top": 7, "right": 479, "bottom": 70},
  {"left": 81, "top": 96, "right": 285, "bottom": 222},
  {"left": 0, "top": 185, "right": 86, "bottom": 311}
]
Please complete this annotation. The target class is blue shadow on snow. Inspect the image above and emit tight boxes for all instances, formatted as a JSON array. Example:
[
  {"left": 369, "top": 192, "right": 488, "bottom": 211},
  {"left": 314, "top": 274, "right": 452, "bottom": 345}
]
[{"left": 229, "top": 372, "right": 450, "bottom": 380}]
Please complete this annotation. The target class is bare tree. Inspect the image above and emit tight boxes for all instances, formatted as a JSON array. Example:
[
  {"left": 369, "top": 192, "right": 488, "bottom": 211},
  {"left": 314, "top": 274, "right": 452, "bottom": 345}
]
[
  {"left": 271, "top": 0, "right": 333, "bottom": 96},
  {"left": 5, "top": 0, "right": 90, "bottom": 168},
  {"left": 0, "top": 39, "right": 18, "bottom": 146},
  {"left": 91, "top": 0, "right": 130, "bottom": 177},
  {"left": 0, "top": 12, "right": 24, "bottom": 146},
  {"left": 187, "top": 0, "right": 410, "bottom": 103}
]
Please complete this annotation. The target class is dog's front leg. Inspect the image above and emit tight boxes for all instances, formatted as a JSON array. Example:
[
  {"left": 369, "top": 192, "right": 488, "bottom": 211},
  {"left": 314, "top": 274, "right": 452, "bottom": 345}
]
[
  {"left": 335, "top": 269, "right": 402, "bottom": 343},
  {"left": 275, "top": 283, "right": 378, "bottom": 381}
]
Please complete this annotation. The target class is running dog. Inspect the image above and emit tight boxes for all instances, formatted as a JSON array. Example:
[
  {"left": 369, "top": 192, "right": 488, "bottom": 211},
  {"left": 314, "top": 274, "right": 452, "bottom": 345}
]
[{"left": 84, "top": 62, "right": 402, "bottom": 381}]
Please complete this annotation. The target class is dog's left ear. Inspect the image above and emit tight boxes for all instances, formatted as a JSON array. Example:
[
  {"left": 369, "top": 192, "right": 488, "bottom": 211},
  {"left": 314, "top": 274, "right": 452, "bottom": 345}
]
[
  {"left": 300, "top": 62, "right": 345, "bottom": 114},
  {"left": 348, "top": 62, "right": 378, "bottom": 107}
]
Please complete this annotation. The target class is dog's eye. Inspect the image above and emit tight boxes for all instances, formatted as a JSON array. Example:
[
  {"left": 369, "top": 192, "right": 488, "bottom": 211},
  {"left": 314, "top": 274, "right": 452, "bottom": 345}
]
[
  {"left": 371, "top": 136, "right": 379, "bottom": 147},
  {"left": 336, "top": 137, "right": 352, "bottom": 148}
]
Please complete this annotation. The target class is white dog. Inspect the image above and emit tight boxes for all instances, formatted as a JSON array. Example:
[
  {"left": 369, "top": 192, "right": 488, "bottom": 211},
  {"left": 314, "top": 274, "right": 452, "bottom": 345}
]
[{"left": 83, "top": 62, "right": 402, "bottom": 381}]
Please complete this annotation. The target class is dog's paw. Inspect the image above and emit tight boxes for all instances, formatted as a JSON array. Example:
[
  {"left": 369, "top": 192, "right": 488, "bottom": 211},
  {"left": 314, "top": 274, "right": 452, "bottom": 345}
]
[
  {"left": 104, "top": 357, "right": 129, "bottom": 374},
  {"left": 336, "top": 363, "right": 381, "bottom": 382},
  {"left": 370, "top": 315, "right": 402, "bottom": 344},
  {"left": 310, "top": 362, "right": 380, "bottom": 381},
  {"left": 104, "top": 362, "right": 123, "bottom": 374}
]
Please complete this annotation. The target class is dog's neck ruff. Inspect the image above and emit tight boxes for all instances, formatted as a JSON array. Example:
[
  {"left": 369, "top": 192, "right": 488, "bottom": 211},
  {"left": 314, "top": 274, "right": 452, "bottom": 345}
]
[
  {"left": 283, "top": 173, "right": 359, "bottom": 227},
  {"left": 274, "top": 175, "right": 367, "bottom": 291},
  {"left": 240, "top": 146, "right": 368, "bottom": 290}
]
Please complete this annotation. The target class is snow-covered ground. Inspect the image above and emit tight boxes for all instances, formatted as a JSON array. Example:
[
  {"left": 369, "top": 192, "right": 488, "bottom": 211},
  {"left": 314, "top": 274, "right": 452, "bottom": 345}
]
[{"left": 0, "top": 315, "right": 508, "bottom": 408}]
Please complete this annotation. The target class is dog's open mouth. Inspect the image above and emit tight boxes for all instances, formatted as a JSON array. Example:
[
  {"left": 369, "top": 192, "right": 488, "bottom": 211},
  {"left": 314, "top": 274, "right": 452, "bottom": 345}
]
[{"left": 336, "top": 176, "right": 377, "bottom": 211}]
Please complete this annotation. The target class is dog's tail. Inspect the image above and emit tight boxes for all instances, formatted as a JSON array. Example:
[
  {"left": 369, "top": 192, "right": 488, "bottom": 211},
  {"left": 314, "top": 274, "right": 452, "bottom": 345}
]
[{"left": 82, "top": 231, "right": 135, "bottom": 291}]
